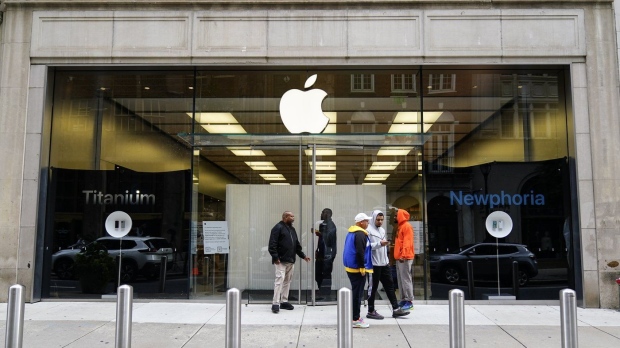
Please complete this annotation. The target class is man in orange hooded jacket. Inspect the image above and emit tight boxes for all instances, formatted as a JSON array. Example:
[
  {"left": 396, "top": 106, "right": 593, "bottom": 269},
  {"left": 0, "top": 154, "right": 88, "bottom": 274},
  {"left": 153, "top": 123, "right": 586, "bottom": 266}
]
[{"left": 394, "top": 209, "right": 414, "bottom": 310}]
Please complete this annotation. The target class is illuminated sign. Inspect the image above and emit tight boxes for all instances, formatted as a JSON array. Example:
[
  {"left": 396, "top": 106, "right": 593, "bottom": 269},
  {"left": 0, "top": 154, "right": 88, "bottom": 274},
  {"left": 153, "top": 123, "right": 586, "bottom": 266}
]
[
  {"left": 450, "top": 190, "right": 544, "bottom": 208},
  {"left": 83, "top": 190, "right": 155, "bottom": 205}
]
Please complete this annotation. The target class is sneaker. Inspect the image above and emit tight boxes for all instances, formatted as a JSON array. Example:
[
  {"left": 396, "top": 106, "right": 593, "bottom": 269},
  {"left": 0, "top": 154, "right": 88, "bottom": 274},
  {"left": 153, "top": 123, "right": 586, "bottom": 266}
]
[
  {"left": 392, "top": 307, "right": 410, "bottom": 318},
  {"left": 366, "top": 310, "right": 384, "bottom": 320},
  {"left": 401, "top": 301, "right": 413, "bottom": 310},
  {"left": 271, "top": 304, "right": 279, "bottom": 313},
  {"left": 398, "top": 300, "right": 406, "bottom": 308},
  {"left": 352, "top": 318, "right": 370, "bottom": 328},
  {"left": 279, "top": 302, "right": 294, "bottom": 310}
]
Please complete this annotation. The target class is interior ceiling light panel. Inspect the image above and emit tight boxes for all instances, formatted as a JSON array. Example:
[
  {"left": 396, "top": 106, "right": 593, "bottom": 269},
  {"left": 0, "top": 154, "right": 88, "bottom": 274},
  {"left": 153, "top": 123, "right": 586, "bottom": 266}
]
[
  {"left": 187, "top": 112, "right": 247, "bottom": 134},
  {"left": 245, "top": 161, "right": 277, "bottom": 170},
  {"left": 369, "top": 162, "right": 401, "bottom": 171},
  {"left": 259, "top": 174, "right": 286, "bottom": 180},
  {"left": 364, "top": 174, "right": 390, "bottom": 181},
  {"left": 309, "top": 161, "right": 337, "bottom": 170},
  {"left": 228, "top": 147, "right": 266, "bottom": 156}
]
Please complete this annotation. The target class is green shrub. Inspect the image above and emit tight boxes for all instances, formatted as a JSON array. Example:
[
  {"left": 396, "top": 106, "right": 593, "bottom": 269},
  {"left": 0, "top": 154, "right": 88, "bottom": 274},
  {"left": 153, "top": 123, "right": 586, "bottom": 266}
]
[{"left": 74, "top": 242, "right": 115, "bottom": 294}]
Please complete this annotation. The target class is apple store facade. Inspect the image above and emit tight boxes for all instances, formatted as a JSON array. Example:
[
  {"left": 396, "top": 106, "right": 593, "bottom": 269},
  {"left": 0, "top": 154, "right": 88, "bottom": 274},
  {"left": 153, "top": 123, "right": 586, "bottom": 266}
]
[{"left": 3, "top": 3, "right": 620, "bottom": 308}]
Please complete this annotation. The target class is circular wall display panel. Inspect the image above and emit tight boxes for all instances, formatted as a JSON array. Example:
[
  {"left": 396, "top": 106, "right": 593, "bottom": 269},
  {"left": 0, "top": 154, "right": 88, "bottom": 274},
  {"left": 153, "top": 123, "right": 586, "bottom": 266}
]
[
  {"left": 485, "top": 211, "right": 513, "bottom": 238},
  {"left": 105, "top": 211, "right": 133, "bottom": 238}
]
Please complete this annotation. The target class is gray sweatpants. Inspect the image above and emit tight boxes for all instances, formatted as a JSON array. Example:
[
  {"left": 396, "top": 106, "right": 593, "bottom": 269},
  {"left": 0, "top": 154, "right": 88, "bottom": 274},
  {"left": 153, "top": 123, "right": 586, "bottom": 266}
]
[{"left": 396, "top": 259, "right": 414, "bottom": 302}]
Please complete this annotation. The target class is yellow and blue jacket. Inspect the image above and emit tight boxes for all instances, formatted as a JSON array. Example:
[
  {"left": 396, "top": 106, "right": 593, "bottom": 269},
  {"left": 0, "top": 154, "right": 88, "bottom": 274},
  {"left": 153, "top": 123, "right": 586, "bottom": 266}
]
[{"left": 343, "top": 225, "right": 374, "bottom": 273}]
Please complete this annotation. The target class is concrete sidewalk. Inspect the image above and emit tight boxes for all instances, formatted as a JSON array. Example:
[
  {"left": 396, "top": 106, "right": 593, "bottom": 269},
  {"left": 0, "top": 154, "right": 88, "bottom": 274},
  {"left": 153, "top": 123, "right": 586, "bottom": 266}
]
[{"left": 1, "top": 301, "right": 619, "bottom": 347}]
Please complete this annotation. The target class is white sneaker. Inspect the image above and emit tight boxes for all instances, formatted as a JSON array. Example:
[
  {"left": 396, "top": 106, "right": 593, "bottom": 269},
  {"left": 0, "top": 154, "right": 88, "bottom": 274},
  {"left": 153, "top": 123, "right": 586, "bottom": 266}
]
[{"left": 352, "top": 318, "right": 370, "bottom": 328}]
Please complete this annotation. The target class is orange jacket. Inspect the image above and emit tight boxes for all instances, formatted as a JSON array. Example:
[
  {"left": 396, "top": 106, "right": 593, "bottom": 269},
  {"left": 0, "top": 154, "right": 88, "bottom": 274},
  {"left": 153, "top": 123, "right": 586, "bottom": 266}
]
[{"left": 394, "top": 209, "right": 414, "bottom": 260}]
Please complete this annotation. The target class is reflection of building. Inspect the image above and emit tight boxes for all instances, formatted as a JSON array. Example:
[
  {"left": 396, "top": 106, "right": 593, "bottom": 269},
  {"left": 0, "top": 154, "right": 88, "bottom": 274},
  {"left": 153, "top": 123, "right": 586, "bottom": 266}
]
[{"left": 1, "top": 3, "right": 619, "bottom": 309}]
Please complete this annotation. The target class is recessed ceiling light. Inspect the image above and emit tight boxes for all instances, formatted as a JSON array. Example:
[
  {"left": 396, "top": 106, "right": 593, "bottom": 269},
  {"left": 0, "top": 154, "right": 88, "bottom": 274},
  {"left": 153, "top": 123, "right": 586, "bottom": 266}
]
[
  {"left": 377, "top": 147, "right": 413, "bottom": 156},
  {"left": 364, "top": 174, "right": 390, "bottom": 181},
  {"left": 270, "top": 182, "right": 290, "bottom": 185},
  {"left": 362, "top": 182, "right": 382, "bottom": 186},
  {"left": 228, "top": 147, "right": 265, "bottom": 156},
  {"left": 316, "top": 174, "right": 336, "bottom": 181},
  {"left": 245, "top": 161, "right": 277, "bottom": 170},
  {"left": 317, "top": 183, "right": 336, "bottom": 185},
  {"left": 305, "top": 149, "right": 337, "bottom": 156},
  {"left": 187, "top": 112, "right": 247, "bottom": 134},
  {"left": 260, "top": 174, "right": 286, "bottom": 180},
  {"left": 144, "top": 86, "right": 150, "bottom": 90},
  {"left": 369, "top": 162, "right": 400, "bottom": 171},
  {"left": 309, "top": 161, "right": 337, "bottom": 171}
]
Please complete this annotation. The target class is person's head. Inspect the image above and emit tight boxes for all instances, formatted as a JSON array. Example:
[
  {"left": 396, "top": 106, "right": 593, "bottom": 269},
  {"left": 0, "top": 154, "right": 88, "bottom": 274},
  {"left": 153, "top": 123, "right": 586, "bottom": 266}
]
[
  {"left": 321, "top": 208, "right": 332, "bottom": 220},
  {"left": 282, "top": 211, "right": 295, "bottom": 226},
  {"left": 354, "top": 213, "right": 371, "bottom": 229},
  {"left": 374, "top": 212, "right": 384, "bottom": 228}
]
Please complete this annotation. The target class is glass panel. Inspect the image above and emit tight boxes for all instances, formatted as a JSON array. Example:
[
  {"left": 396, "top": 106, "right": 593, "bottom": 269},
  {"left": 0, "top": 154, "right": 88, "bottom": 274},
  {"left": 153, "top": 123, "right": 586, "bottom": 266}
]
[
  {"left": 424, "top": 69, "right": 571, "bottom": 300},
  {"left": 44, "top": 70, "right": 193, "bottom": 298}
]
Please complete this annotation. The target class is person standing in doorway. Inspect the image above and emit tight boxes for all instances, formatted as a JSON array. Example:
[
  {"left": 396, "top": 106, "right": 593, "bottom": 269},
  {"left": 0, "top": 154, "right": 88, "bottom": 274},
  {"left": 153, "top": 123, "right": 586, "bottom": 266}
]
[
  {"left": 268, "top": 211, "right": 311, "bottom": 314},
  {"left": 343, "top": 213, "right": 373, "bottom": 329},
  {"left": 314, "top": 208, "right": 337, "bottom": 301},
  {"left": 366, "top": 210, "right": 410, "bottom": 319},
  {"left": 394, "top": 208, "right": 414, "bottom": 311}
]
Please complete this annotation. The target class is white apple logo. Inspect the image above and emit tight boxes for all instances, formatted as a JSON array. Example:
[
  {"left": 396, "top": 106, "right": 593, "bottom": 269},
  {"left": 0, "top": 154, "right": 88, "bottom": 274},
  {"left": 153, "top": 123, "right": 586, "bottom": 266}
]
[{"left": 279, "top": 74, "right": 329, "bottom": 134}]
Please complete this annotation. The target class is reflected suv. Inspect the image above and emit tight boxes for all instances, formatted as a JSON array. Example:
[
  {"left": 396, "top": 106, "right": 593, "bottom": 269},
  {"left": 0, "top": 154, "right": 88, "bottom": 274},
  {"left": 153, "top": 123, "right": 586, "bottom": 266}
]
[
  {"left": 52, "top": 236, "right": 174, "bottom": 282},
  {"left": 429, "top": 243, "right": 538, "bottom": 286}
]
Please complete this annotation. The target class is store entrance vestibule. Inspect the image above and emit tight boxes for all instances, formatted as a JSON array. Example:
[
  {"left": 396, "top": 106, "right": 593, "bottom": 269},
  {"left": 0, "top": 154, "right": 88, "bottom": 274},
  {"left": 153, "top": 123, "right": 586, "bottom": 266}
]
[{"left": 187, "top": 133, "right": 425, "bottom": 304}]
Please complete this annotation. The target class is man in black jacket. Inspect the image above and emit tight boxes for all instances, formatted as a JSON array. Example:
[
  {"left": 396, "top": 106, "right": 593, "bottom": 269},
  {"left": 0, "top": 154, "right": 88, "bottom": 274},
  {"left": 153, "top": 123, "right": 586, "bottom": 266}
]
[
  {"left": 268, "top": 211, "right": 311, "bottom": 313},
  {"left": 314, "top": 208, "right": 337, "bottom": 301}
]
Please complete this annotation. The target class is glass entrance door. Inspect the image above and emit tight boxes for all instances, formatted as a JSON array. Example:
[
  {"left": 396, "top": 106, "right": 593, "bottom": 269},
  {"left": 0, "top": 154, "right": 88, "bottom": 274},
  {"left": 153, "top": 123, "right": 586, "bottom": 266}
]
[{"left": 188, "top": 135, "right": 426, "bottom": 304}]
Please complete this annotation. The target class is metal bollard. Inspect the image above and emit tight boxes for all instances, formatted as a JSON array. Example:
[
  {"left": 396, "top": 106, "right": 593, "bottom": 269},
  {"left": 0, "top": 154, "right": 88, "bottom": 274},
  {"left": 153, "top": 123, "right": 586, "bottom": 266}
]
[
  {"left": 467, "top": 261, "right": 475, "bottom": 300},
  {"left": 226, "top": 288, "right": 241, "bottom": 348},
  {"left": 512, "top": 261, "right": 520, "bottom": 300},
  {"left": 116, "top": 284, "right": 133, "bottom": 348},
  {"left": 559, "top": 289, "right": 578, "bottom": 348},
  {"left": 449, "top": 289, "right": 465, "bottom": 348},
  {"left": 159, "top": 255, "right": 168, "bottom": 293},
  {"left": 337, "top": 287, "right": 352, "bottom": 348},
  {"left": 5, "top": 284, "right": 25, "bottom": 348}
]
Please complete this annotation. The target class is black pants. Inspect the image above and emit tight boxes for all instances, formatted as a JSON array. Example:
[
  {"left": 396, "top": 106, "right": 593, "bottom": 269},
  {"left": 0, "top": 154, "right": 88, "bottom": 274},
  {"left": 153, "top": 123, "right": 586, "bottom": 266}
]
[
  {"left": 347, "top": 272, "right": 366, "bottom": 321},
  {"left": 315, "top": 256, "right": 334, "bottom": 297},
  {"left": 367, "top": 265, "right": 399, "bottom": 312}
]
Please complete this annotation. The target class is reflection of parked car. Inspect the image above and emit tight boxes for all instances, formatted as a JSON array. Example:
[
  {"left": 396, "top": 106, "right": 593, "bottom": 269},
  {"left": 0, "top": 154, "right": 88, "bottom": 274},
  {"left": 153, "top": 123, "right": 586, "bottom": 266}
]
[
  {"left": 429, "top": 243, "right": 538, "bottom": 286},
  {"left": 52, "top": 236, "right": 174, "bottom": 282}
]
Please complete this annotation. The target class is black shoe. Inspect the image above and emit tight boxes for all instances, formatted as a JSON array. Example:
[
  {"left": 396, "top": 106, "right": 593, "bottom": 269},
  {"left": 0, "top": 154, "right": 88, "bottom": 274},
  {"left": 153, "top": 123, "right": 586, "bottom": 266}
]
[
  {"left": 271, "top": 304, "right": 279, "bottom": 313},
  {"left": 392, "top": 307, "right": 410, "bottom": 318},
  {"left": 280, "top": 302, "right": 294, "bottom": 310}
]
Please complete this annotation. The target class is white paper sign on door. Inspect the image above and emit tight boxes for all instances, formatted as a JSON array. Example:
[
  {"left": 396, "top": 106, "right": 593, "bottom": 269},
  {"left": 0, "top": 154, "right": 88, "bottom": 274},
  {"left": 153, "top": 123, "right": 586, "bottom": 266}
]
[
  {"left": 203, "top": 221, "right": 230, "bottom": 254},
  {"left": 409, "top": 221, "right": 424, "bottom": 255}
]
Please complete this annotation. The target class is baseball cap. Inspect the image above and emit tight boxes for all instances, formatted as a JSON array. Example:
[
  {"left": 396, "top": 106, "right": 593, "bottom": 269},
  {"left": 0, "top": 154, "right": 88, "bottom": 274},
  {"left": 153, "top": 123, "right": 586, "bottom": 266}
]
[{"left": 354, "top": 213, "right": 371, "bottom": 222}]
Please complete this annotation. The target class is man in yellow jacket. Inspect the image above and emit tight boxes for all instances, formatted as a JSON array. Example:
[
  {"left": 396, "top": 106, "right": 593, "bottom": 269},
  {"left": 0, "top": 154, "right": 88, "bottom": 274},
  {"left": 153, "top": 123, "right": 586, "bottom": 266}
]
[
  {"left": 394, "top": 209, "right": 414, "bottom": 310},
  {"left": 343, "top": 212, "right": 374, "bottom": 328}
]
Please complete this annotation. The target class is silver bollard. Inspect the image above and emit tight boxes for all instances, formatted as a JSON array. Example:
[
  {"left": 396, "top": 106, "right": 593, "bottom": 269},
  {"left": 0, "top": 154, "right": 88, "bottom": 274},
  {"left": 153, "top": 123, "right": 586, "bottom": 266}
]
[
  {"left": 116, "top": 284, "right": 133, "bottom": 348},
  {"left": 226, "top": 288, "right": 241, "bottom": 348},
  {"left": 560, "top": 289, "right": 578, "bottom": 348},
  {"left": 5, "top": 284, "right": 25, "bottom": 348},
  {"left": 337, "top": 287, "right": 352, "bottom": 348},
  {"left": 449, "top": 289, "right": 465, "bottom": 348}
]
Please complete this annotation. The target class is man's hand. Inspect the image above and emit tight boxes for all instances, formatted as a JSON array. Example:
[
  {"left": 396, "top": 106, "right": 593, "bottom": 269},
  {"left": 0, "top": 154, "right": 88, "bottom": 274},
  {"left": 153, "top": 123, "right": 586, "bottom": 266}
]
[
  {"left": 359, "top": 268, "right": 366, "bottom": 276},
  {"left": 274, "top": 259, "right": 280, "bottom": 264},
  {"left": 380, "top": 239, "right": 389, "bottom": 246},
  {"left": 303, "top": 257, "right": 311, "bottom": 263}
]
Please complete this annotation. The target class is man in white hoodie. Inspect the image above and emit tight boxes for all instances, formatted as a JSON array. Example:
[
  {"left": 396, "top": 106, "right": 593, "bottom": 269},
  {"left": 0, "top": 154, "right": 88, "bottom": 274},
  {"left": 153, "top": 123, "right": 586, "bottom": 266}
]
[{"left": 365, "top": 210, "right": 410, "bottom": 319}]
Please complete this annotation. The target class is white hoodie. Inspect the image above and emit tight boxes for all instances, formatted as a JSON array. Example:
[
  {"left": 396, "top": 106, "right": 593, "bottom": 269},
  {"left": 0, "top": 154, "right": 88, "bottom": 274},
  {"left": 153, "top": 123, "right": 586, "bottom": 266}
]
[{"left": 367, "top": 210, "right": 390, "bottom": 266}]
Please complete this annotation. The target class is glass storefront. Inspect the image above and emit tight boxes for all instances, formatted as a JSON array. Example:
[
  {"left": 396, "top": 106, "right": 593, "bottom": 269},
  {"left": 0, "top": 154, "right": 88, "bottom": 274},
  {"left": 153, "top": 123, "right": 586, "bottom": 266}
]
[{"left": 41, "top": 67, "right": 574, "bottom": 301}]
